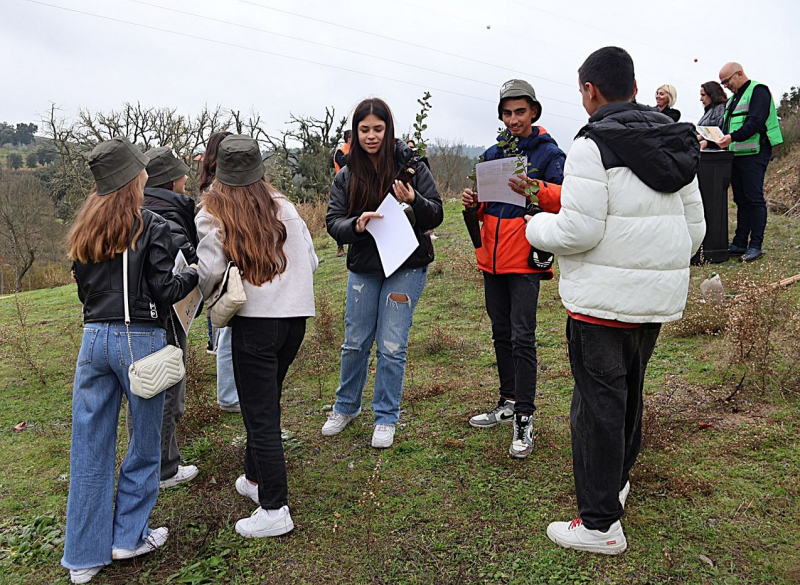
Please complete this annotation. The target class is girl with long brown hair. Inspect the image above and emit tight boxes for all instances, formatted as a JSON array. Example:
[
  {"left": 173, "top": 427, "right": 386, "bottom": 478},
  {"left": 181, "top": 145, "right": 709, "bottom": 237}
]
[
  {"left": 62, "top": 137, "right": 198, "bottom": 584},
  {"left": 196, "top": 135, "right": 317, "bottom": 538},
  {"left": 322, "top": 98, "right": 443, "bottom": 448}
]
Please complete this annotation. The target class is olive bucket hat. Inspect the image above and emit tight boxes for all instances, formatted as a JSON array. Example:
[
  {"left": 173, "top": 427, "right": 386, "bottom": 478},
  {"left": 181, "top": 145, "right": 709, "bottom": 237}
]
[
  {"left": 498, "top": 79, "right": 542, "bottom": 123},
  {"left": 88, "top": 137, "right": 149, "bottom": 196},
  {"left": 215, "top": 135, "right": 265, "bottom": 187},
  {"left": 145, "top": 146, "right": 190, "bottom": 188}
]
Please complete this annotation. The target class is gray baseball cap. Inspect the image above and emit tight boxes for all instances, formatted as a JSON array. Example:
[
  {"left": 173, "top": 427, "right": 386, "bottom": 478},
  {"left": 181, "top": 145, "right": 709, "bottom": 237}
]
[
  {"left": 215, "top": 135, "right": 266, "bottom": 187},
  {"left": 145, "top": 146, "right": 190, "bottom": 187},
  {"left": 498, "top": 79, "right": 542, "bottom": 122},
  {"left": 88, "top": 137, "right": 149, "bottom": 196}
]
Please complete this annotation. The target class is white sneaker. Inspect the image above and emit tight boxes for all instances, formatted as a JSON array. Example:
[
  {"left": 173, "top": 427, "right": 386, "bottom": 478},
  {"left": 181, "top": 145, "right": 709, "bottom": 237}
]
[
  {"left": 159, "top": 465, "right": 199, "bottom": 489},
  {"left": 235, "top": 506, "right": 294, "bottom": 538},
  {"left": 371, "top": 424, "right": 395, "bottom": 448},
  {"left": 321, "top": 410, "right": 357, "bottom": 436},
  {"left": 508, "top": 414, "right": 534, "bottom": 458},
  {"left": 469, "top": 400, "right": 515, "bottom": 429},
  {"left": 70, "top": 566, "right": 102, "bottom": 584},
  {"left": 546, "top": 518, "right": 627, "bottom": 555},
  {"left": 619, "top": 481, "right": 630, "bottom": 509},
  {"left": 235, "top": 474, "right": 260, "bottom": 504},
  {"left": 111, "top": 526, "right": 169, "bottom": 560}
]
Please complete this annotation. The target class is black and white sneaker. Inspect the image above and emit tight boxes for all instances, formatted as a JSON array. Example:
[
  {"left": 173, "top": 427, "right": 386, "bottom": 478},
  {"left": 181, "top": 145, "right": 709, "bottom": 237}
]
[
  {"left": 509, "top": 414, "right": 534, "bottom": 458},
  {"left": 468, "top": 399, "right": 515, "bottom": 429}
]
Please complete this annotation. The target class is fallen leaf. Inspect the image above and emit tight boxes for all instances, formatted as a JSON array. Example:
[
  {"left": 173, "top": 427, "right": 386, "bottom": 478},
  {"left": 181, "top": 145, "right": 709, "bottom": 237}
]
[
  {"left": 699, "top": 554, "right": 714, "bottom": 568},
  {"left": 698, "top": 422, "right": 715, "bottom": 429}
]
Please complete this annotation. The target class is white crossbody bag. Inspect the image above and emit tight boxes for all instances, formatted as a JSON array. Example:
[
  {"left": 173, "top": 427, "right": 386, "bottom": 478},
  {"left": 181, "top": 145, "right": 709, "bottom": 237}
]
[{"left": 123, "top": 249, "right": 185, "bottom": 399}]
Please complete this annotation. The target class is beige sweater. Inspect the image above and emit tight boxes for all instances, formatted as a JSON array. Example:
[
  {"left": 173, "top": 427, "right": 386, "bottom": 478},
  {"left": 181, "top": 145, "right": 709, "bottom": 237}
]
[{"left": 196, "top": 196, "right": 317, "bottom": 318}]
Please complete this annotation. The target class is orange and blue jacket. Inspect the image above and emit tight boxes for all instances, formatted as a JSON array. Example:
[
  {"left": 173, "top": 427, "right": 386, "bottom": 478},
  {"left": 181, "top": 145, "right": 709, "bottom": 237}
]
[{"left": 475, "top": 126, "right": 565, "bottom": 279}]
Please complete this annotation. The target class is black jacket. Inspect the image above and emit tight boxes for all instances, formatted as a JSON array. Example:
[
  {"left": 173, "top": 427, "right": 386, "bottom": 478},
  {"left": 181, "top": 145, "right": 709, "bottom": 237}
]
[
  {"left": 73, "top": 210, "right": 199, "bottom": 327},
  {"left": 143, "top": 187, "right": 199, "bottom": 264},
  {"left": 659, "top": 106, "right": 681, "bottom": 122},
  {"left": 578, "top": 102, "right": 700, "bottom": 193},
  {"left": 326, "top": 140, "right": 443, "bottom": 274}
]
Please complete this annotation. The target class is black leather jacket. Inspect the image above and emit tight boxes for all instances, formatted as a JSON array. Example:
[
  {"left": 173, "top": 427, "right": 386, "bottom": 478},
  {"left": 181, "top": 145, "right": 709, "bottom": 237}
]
[
  {"left": 326, "top": 140, "right": 443, "bottom": 274},
  {"left": 73, "top": 210, "right": 199, "bottom": 327}
]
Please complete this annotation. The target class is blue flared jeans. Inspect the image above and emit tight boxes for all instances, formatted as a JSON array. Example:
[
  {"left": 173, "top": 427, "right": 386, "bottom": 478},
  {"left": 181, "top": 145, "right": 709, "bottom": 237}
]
[
  {"left": 61, "top": 322, "right": 167, "bottom": 570},
  {"left": 333, "top": 267, "right": 428, "bottom": 426}
]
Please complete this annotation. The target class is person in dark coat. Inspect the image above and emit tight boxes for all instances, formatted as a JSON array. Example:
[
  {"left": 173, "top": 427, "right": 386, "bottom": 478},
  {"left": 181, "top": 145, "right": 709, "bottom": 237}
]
[{"left": 655, "top": 84, "right": 681, "bottom": 122}]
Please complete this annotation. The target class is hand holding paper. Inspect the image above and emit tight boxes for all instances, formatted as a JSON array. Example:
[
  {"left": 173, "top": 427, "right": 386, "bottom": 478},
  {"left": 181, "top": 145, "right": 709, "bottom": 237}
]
[{"left": 364, "top": 195, "right": 419, "bottom": 277}]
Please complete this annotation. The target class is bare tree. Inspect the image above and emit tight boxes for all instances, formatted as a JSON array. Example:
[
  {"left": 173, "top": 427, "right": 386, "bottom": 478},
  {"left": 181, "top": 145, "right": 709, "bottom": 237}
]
[
  {"left": 428, "top": 138, "right": 474, "bottom": 193},
  {"left": 0, "top": 171, "right": 62, "bottom": 291}
]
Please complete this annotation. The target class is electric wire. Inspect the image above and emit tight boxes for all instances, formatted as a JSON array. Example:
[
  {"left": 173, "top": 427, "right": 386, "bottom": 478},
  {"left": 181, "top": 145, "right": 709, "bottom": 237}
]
[{"left": 23, "top": 0, "right": 589, "bottom": 123}]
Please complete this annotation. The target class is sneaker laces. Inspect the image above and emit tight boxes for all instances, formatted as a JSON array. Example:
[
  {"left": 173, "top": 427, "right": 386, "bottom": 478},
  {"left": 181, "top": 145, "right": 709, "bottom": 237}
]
[
  {"left": 514, "top": 417, "right": 529, "bottom": 441},
  {"left": 568, "top": 518, "right": 583, "bottom": 530}
]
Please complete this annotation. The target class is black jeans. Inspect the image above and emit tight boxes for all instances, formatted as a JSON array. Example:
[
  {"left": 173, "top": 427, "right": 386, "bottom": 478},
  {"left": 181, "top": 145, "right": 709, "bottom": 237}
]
[
  {"left": 231, "top": 316, "right": 306, "bottom": 510},
  {"left": 731, "top": 145, "right": 771, "bottom": 250},
  {"left": 483, "top": 272, "right": 541, "bottom": 414},
  {"left": 566, "top": 317, "right": 661, "bottom": 531}
]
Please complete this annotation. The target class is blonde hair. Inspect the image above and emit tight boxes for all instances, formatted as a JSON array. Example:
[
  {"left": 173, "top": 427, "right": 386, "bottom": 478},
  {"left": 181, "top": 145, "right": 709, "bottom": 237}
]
[
  {"left": 67, "top": 181, "right": 145, "bottom": 264},
  {"left": 658, "top": 84, "right": 678, "bottom": 107}
]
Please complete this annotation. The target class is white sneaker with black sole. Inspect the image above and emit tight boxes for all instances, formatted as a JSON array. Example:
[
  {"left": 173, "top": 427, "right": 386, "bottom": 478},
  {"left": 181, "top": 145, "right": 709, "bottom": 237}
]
[
  {"left": 321, "top": 410, "right": 358, "bottom": 436},
  {"left": 159, "top": 465, "right": 198, "bottom": 489},
  {"left": 468, "top": 400, "right": 515, "bottom": 429},
  {"left": 546, "top": 518, "right": 627, "bottom": 555},
  {"left": 509, "top": 414, "right": 534, "bottom": 458},
  {"left": 235, "top": 474, "right": 260, "bottom": 504},
  {"left": 111, "top": 526, "right": 169, "bottom": 560},
  {"left": 235, "top": 505, "right": 294, "bottom": 538}
]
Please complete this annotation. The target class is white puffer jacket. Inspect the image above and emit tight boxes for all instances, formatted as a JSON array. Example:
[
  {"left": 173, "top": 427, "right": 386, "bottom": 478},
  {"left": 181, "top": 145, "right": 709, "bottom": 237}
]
[{"left": 527, "top": 133, "right": 705, "bottom": 324}]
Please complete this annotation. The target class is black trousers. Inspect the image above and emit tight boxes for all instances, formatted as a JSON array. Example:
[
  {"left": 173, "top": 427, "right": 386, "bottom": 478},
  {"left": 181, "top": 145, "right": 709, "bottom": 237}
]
[
  {"left": 566, "top": 317, "right": 661, "bottom": 530},
  {"left": 731, "top": 145, "right": 771, "bottom": 250},
  {"left": 231, "top": 316, "right": 306, "bottom": 510},
  {"left": 483, "top": 272, "right": 541, "bottom": 414}
]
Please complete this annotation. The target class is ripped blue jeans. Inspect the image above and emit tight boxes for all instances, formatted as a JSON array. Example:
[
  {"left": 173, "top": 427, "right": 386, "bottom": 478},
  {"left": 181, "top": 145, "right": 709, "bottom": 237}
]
[{"left": 333, "top": 267, "right": 428, "bottom": 426}]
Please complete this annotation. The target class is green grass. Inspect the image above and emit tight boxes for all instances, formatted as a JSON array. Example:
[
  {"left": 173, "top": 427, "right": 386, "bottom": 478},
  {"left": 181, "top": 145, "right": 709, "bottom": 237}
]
[{"left": 1, "top": 199, "right": 798, "bottom": 584}]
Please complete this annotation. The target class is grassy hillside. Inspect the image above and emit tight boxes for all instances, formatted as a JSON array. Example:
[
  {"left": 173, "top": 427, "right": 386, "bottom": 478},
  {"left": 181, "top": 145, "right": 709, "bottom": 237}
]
[{"left": 0, "top": 199, "right": 798, "bottom": 584}]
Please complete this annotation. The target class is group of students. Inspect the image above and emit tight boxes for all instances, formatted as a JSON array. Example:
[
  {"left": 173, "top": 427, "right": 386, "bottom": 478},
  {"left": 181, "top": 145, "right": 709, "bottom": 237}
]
[{"left": 60, "top": 45, "right": 721, "bottom": 582}]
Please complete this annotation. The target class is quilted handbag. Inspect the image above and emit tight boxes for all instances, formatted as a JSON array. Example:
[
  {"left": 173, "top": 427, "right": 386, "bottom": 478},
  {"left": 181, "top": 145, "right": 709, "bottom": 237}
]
[
  {"left": 206, "top": 261, "right": 247, "bottom": 328},
  {"left": 123, "top": 249, "right": 185, "bottom": 400}
]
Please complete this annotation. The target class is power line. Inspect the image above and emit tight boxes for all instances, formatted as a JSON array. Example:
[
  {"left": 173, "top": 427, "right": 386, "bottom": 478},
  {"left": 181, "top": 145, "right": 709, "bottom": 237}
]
[
  {"left": 123, "top": 0, "right": 584, "bottom": 110},
  {"left": 23, "top": 0, "right": 589, "bottom": 123},
  {"left": 234, "top": 0, "right": 578, "bottom": 89}
]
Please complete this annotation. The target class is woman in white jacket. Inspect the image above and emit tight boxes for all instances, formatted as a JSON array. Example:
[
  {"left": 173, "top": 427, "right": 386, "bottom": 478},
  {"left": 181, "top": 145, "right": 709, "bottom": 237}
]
[
  {"left": 196, "top": 135, "right": 317, "bottom": 538},
  {"left": 526, "top": 47, "right": 705, "bottom": 556}
]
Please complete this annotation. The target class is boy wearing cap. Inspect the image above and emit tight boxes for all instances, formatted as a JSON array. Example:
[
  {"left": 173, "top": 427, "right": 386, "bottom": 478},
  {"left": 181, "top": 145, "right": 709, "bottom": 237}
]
[
  {"left": 462, "top": 79, "right": 565, "bottom": 459},
  {"left": 140, "top": 147, "right": 200, "bottom": 490},
  {"left": 526, "top": 47, "right": 704, "bottom": 553}
]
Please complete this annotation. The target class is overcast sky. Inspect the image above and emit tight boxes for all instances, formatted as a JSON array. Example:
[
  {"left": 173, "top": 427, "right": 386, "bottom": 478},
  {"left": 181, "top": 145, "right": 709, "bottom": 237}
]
[{"left": 3, "top": 0, "right": 798, "bottom": 150}]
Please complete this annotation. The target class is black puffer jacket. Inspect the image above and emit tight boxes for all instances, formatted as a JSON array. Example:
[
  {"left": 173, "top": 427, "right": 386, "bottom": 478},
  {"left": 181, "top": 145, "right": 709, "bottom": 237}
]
[
  {"left": 143, "top": 187, "right": 199, "bottom": 264},
  {"left": 73, "top": 210, "right": 198, "bottom": 327},
  {"left": 326, "top": 140, "right": 443, "bottom": 274}
]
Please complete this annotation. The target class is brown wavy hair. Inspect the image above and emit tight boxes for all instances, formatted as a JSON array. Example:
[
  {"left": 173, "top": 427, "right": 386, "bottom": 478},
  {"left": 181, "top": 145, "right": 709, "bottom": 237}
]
[
  {"left": 701, "top": 81, "right": 728, "bottom": 107},
  {"left": 67, "top": 177, "right": 145, "bottom": 263},
  {"left": 347, "top": 98, "right": 396, "bottom": 216},
  {"left": 199, "top": 131, "right": 233, "bottom": 192},
  {"left": 202, "top": 179, "right": 288, "bottom": 285}
]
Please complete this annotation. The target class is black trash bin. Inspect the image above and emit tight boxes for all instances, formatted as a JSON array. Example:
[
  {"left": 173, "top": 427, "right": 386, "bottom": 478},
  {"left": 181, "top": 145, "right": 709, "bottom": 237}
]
[{"left": 691, "top": 149, "right": 734, "bottom": 264}]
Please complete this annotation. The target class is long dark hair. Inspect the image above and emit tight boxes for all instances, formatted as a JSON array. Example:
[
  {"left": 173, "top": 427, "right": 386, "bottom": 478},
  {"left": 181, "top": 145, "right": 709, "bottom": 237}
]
[
  {"left": 199, "top": 131, "right": 233, "bottom": 192},
  {"left": 701, "top": 81, "right": 727, "bottom": 107},
  {"left": 347, "top": 98, "right": 396, "bottom": 216}
]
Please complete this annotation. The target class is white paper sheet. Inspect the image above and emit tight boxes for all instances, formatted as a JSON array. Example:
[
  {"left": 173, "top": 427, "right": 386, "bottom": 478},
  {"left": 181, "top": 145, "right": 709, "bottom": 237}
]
[
  {"left": 475, "top": 157, "right": 528, "bottom": 207},
  {"left": 172, "top": 250, "right": 203, "bottom": 335},
  {"left": 697, "top": 126, "right": 725, "bottom": 142},
  {"left": 364, "top": 194, "right": 419, "bottom": 278}
]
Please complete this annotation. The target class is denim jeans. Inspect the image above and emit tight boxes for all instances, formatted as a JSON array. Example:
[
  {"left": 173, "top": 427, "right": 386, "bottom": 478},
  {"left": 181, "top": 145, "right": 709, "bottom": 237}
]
[
  {"left": 216, "top": 326, "right": 239, "bottom": 407},
  {"left": 566, "top": 317, "right": 661, "bottom": 531},
  {"left": 483, "top": 272, "right": 541, "bottom": 414},
  {"left": 333, "top": 267, "right": 428, "bottom": 426},
  {"left": 230, "top": 316, "right": 306, "bottom": 510},
  {"left": 62, "top": 322, "right": 166, "bottom": 570},
  {"left": 731, "top": 144, "right": 771, "bottom": 250}
]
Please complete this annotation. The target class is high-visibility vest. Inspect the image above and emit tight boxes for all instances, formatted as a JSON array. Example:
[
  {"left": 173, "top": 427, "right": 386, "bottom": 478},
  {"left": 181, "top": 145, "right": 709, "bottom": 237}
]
[
  {"left": 724, "top": 81, "right": 783, "bottom": 156},
  {"left": 333, "top": 142, "right": 350, "bottom": 172}
]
